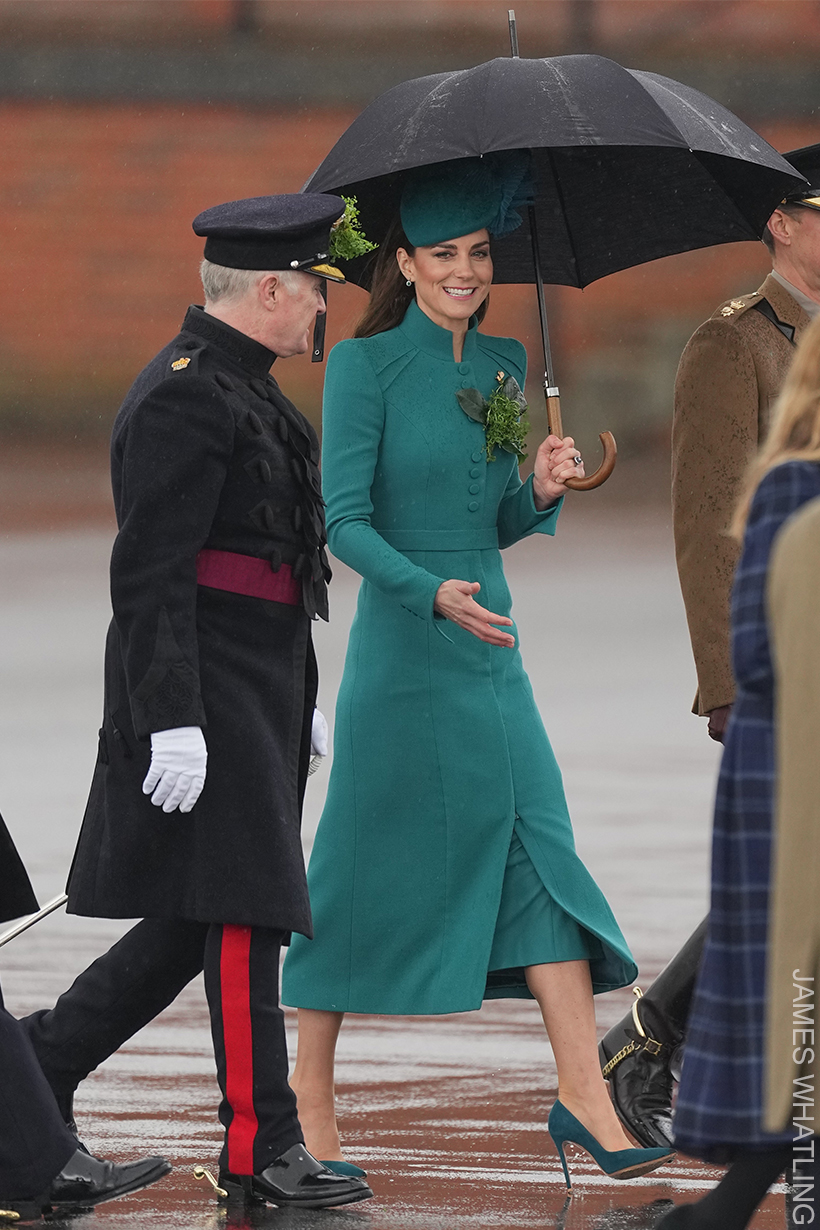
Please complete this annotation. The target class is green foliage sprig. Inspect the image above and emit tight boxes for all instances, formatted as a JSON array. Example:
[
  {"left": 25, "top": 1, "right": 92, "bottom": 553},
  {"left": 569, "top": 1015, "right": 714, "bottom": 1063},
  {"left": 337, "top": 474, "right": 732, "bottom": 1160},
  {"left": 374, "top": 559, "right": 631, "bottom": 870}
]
[
  {"left": 328, "top": 197, "right": 378, "bottom": 263},
  {"left": 456, "top": 373, "right": 530, "bottom": 462}
]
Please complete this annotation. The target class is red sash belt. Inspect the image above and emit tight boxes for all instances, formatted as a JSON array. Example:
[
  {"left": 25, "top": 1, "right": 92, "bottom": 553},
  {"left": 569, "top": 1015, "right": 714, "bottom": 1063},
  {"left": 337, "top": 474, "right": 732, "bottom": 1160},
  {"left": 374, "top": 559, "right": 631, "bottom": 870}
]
[{"left": 196, "top": 548, "right": 301, "bottom": 606}]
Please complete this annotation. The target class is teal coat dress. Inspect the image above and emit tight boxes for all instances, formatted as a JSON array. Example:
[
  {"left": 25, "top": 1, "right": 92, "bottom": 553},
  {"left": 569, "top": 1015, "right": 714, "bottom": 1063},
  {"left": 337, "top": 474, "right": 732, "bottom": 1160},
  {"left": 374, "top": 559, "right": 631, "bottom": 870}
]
[{"left": 282, "top": 301, "right": 636, "bottom": 1015}]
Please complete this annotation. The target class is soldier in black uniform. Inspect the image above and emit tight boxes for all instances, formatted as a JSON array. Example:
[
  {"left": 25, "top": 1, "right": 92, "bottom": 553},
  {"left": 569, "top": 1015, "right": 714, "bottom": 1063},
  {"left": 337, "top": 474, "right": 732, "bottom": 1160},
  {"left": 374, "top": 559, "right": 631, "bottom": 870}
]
[
  {"left": 20, "top": 195, "right": 371, "bottom": 1210},
  {"left": 0, "top": 815, "right": 170, "bottom": 1218}
]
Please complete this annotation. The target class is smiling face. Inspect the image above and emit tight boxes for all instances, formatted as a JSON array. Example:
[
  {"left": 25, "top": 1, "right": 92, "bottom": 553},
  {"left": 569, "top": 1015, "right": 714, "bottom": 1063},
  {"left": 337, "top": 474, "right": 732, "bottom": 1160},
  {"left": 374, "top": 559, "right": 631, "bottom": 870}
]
[{"left": 396, "top": 230, "right": 492, "bottom": 333}]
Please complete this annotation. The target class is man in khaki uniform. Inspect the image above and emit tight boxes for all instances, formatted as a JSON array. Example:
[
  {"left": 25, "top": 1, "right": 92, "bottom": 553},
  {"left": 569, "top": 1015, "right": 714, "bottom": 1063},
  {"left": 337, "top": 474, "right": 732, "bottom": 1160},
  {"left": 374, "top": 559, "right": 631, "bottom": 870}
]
[
  {"left": 673, "top": 142, "right": 820, "bottom": 740},
  {"left": 599, "top": 145, "right": 820, "bottom": 1157}
]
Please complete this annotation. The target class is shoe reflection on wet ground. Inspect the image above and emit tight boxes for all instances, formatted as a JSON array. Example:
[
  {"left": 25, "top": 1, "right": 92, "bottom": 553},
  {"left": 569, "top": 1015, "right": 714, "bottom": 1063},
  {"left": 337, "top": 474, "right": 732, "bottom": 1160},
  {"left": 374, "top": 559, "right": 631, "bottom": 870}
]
[{"left": 1, "top": 964, "right": 786, "bottom": 1230}]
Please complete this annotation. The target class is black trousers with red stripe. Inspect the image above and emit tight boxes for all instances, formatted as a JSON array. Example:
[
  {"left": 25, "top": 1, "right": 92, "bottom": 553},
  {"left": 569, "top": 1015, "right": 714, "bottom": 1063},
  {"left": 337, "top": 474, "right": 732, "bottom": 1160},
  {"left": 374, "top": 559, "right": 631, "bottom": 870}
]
[
  {"left": 23, "top": 918, "right": 302, "bottom": 1174},
  {"left": 204, "top": 923, "right": 302, "bottom": 1173}
]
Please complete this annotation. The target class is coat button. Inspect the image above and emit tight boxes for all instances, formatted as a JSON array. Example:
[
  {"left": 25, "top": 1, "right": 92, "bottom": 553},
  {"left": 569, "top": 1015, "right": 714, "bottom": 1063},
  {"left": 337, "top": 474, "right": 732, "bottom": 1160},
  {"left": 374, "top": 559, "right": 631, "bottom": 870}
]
[
  {"left": 247, "top": 410, "right": 265, "bottom": 436},
  {"left": 458, "top": 363, "right": 470, "bottom": 375},
  {"left": 471, "top": 450, "right": 483, "bottom": 462},
  {"left": 277, "top": 418, "right": 289, "bottom": 443},
  {"left": 468, "top": 501, "right": 479, "bottom": 512},
  {"left": 470, "top": 466, "right": 481, "bottom": 478},
  {"left": 469, "top": 483, "right": 480, "bottom": 494},
  {"left": 292, "top": 506, "right": 303, "bottom": 532},
  {"left": 250, "top": 378, "right": 268, "bottom": 398},
  {"left": 460, "top": 379, "right": 472, "bottom": 388},
  {"left": 214, "top": 372, "right": 233, "bottom": 391}
]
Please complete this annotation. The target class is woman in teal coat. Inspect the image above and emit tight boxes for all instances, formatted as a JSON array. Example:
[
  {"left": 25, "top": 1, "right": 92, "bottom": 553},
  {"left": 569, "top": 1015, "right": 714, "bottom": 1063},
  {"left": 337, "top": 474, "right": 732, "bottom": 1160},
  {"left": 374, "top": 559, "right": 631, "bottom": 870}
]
[{"left": 282, "top": 158, "right": 670, "bottom": 1188}]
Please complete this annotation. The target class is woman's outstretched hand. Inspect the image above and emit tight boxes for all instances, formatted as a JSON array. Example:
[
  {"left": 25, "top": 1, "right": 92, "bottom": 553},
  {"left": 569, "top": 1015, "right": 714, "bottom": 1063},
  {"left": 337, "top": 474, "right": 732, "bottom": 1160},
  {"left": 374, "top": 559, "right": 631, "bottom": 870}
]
[
  {"left": 434, "top": 580, "right": 515, "bottom": 647},
  {"left": 532, "top": 435, "right": 585, "bottom": 508}
]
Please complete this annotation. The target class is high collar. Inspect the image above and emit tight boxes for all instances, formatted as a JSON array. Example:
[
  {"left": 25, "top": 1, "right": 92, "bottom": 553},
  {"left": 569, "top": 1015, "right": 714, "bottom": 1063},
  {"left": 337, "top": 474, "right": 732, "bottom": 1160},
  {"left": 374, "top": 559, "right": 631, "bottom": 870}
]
[
  {"left": 769, "top": 271, "right": 820, "bottom": 321},
  {"left": 181, "top": 305, "right": 277, "bottom": 376},
  {"left": 398, "top": 298, "right": 479, "bottom": 363}
]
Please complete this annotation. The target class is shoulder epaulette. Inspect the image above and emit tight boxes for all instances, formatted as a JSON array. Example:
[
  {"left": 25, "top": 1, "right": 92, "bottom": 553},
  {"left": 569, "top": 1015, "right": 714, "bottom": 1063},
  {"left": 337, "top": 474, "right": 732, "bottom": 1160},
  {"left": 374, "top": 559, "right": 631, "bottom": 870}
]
[
  {"left": 168, "top": 342, "right": 205, "bottom": 375},
  {"left": 712, "top": 291, "right": 762, "bottom": 322}
]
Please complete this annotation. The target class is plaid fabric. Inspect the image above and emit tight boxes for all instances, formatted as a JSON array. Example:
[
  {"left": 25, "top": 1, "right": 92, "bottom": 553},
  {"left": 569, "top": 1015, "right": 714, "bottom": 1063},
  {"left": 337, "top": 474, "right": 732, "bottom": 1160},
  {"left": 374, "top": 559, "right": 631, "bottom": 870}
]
[{"left": 673, "top": 460, "right": 820, "bottom": 1162}]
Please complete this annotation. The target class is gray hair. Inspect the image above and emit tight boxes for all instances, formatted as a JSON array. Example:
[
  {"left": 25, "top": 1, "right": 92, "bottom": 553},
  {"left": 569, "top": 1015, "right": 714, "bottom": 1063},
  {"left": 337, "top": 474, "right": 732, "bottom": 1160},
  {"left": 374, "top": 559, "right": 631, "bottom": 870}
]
[
  {"left": 762, "top": 202, "right": 804, "bottom": 254},
  {"left": 200, "top": 259, "right": 302, "bottom": 304}
]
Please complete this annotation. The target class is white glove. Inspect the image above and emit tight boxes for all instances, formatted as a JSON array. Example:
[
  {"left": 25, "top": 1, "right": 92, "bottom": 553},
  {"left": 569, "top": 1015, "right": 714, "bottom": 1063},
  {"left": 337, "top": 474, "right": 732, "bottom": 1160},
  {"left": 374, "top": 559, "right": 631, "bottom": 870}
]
[
  {"left": 311, "top": 709, "right": 328, "bottom": 758},
  {"left": 142, "top": 726, "right": 207, "bottom": 814}
]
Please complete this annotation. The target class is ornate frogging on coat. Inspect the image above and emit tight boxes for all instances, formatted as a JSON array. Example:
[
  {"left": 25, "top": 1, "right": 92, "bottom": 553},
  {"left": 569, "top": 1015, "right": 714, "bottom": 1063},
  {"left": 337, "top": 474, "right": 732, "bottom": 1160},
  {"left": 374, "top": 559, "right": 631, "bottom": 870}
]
[{"left": 67, "top": 304, "right": 324, "bottom": 931}]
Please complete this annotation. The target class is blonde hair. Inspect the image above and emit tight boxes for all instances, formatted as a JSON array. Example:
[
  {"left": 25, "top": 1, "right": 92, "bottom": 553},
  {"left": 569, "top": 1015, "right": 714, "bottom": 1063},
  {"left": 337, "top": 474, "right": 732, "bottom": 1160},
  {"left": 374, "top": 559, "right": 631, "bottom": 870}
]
[{"left": 732, "top": 312, "right": 820, "bottom": 538}]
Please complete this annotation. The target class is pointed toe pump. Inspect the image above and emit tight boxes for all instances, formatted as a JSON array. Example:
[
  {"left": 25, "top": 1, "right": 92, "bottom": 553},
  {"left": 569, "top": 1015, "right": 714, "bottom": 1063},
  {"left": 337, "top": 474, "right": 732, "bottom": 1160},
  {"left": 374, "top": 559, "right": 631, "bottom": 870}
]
[
  {"left": 548, "top": 1099, "right": 674, "bottom": 1191},
  {"left": 319, "top": 1160, "right": 367, "bottom": 1178}
]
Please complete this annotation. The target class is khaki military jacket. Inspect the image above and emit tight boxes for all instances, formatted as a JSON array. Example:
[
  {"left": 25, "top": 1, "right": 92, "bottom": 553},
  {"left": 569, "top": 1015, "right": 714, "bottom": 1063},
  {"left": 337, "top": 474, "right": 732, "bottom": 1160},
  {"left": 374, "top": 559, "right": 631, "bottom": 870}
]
[
  {"left": 764, "top": 496, "right": 820, "bottom": 1132},
  {"left": 672, "top": 273, "right": 811, "bottom": 715}
]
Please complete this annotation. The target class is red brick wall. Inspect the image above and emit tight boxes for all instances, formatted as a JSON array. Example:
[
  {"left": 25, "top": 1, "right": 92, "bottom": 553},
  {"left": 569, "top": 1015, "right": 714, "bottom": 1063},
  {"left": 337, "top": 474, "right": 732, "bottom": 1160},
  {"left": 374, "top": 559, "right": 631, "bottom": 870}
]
[
  {"left": 0, "top": 98, "right": 816, "bottom": 441},
  {"left": 0, "top": 101, "right": 362, "bottom": 430},
  {"left": 4, "top": 1, "right": 820, "bottom": 59}
]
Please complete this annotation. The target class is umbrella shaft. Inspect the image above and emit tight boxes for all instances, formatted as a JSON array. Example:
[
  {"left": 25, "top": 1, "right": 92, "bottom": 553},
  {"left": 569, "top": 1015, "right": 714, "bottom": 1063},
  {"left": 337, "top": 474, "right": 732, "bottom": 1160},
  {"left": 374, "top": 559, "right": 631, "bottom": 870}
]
[
  {"left": 527, "top": 204, "right": 557, "bottom": 392},
  {"left": 0, "top": 893, "right": 68, "bottom": 949}
]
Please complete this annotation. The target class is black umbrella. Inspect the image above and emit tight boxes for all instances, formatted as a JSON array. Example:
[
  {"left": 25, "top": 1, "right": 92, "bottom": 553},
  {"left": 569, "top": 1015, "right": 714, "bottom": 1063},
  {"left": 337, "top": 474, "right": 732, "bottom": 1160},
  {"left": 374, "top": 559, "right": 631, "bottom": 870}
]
[{"left": 305, "top": 21, "right": 804, "bottom": 488}]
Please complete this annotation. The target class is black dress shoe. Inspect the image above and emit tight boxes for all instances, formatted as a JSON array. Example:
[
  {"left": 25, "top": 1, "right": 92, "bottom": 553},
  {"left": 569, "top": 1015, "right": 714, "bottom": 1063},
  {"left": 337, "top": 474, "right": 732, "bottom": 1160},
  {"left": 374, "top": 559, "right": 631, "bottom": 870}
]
[
  {"left": 219, "top": 1143, "right": 373, "bottom": 1209},
  {"left": 599, "top": 990, "right": 679, "bottom": 1150},
  {"left": 0, "top": 1148, "right": 172, "bottom": 1218}
]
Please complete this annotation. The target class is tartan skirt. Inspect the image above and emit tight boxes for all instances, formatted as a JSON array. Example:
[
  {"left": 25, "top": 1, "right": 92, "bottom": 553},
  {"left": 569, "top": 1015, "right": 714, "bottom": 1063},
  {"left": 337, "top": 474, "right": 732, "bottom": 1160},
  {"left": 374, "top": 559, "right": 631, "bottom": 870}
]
[{"left": 672, "top": 691, "right": 794, "bottom": 1162}]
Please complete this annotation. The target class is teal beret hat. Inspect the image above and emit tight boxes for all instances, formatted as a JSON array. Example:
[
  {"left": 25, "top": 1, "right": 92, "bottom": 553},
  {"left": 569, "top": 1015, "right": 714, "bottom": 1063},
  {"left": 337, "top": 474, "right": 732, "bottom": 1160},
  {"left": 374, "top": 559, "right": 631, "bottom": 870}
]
[{"left": 400, "top": 151, "right": 534, "bottom": 247}]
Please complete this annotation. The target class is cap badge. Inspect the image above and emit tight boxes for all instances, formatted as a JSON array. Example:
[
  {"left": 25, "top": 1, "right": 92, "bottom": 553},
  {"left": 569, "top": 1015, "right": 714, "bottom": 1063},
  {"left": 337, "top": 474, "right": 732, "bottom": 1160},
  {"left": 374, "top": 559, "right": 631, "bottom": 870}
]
[{"left": 171, "top": 357, "right": 191, "bottom": 371}]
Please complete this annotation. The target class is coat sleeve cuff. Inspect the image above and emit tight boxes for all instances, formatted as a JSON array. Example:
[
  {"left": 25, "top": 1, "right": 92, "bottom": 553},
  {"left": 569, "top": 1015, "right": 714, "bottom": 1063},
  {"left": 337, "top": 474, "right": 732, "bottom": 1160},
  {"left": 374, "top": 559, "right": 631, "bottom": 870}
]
[
  {"left": 399, "top": 569, "right": 448, "bottom": 624},
  {"left": 130, "top": 662, "right": 207, "bottom": 740},
  {"left": 498, "top": 477, "right": 562, "bottom": 548},
  {"left": 127, "top": 608, "right": 206, "bottom": 739}
]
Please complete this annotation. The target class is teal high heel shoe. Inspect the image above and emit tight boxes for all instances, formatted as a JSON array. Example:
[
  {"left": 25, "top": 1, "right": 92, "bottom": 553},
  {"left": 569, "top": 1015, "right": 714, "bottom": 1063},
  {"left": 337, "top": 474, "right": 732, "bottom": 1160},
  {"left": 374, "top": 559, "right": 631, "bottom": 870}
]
[
  {"left": 548, "top": 1099, "right": 674, "bottom": 1191},
  {"left": 320, "top": 1160, "right": 367, "bottom": 1178}
]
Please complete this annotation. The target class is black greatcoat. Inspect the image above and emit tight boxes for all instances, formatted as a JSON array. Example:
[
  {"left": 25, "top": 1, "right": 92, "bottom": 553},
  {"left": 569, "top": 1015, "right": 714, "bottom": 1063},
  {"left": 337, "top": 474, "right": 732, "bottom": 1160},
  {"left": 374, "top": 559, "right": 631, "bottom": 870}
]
[
  {"left": 0, "top": 814, "right": 39, "bottom": 924},
  {"left": 0, "top": 815, "right": 78, "bottom": 1201},
  {"left": 66, "top": 307, "right": 330, "bottom": 935}
]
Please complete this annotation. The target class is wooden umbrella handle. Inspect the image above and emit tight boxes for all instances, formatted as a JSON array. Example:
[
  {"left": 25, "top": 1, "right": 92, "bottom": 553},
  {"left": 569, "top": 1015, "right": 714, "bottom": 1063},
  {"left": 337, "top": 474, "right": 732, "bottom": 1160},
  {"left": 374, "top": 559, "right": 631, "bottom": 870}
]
[{"left": 545, "top": 394, "right": 617, "bottom": 492}]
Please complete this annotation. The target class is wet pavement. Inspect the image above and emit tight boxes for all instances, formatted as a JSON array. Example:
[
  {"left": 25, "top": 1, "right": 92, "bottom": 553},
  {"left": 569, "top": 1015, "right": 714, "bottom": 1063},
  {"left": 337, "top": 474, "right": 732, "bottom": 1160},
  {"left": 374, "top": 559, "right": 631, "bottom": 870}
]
[{"left": 0, "top": 505, "right": 786, "bottom": 1227}]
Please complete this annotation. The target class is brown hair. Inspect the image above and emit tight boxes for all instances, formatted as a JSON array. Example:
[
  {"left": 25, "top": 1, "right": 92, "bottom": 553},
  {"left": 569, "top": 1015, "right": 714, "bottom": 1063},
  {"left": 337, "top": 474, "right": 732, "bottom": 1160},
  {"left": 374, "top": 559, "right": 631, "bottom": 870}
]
[
  {"left": 732, "top": 312, "right": 820, "bottom": 537},
  {"left": 354, "top": 217, "right": 489, "bottom": 339}
]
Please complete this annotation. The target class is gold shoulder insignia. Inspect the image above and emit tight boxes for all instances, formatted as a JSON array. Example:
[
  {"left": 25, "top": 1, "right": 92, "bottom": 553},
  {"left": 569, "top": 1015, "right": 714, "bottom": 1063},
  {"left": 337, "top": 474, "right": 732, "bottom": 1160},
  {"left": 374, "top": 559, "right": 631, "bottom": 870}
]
[
  {"left": 720, "top": 299, "right": 749, "bottom": 317},
  {"left": 171, "top": 356, "right": 191, "bottom": 371}
]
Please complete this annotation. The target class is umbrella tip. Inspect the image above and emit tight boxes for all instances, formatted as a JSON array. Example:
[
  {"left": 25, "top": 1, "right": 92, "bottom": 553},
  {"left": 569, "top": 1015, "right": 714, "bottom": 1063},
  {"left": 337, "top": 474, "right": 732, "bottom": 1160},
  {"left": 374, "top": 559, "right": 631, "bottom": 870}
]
[{"left": 508, "top": 9, "right": 520, "bottom": 57}]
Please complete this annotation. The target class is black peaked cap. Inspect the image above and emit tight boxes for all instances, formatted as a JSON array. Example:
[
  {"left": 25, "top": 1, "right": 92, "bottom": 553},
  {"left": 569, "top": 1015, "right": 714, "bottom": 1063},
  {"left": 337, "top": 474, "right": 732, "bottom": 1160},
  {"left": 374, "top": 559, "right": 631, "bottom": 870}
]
[
  {"left": 193, "top": 193, "right": 347, "bottom": 280},
  {"left": 784, "top": 143, "right": 820, "bottom": 207}
]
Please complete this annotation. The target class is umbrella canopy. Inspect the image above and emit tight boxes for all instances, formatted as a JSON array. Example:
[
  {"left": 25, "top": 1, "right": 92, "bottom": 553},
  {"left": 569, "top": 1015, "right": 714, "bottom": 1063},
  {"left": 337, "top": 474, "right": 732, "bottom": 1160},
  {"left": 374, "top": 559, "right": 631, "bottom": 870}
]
[{"left": 305, "top": 54, "right": 804, "bottom": 289}]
